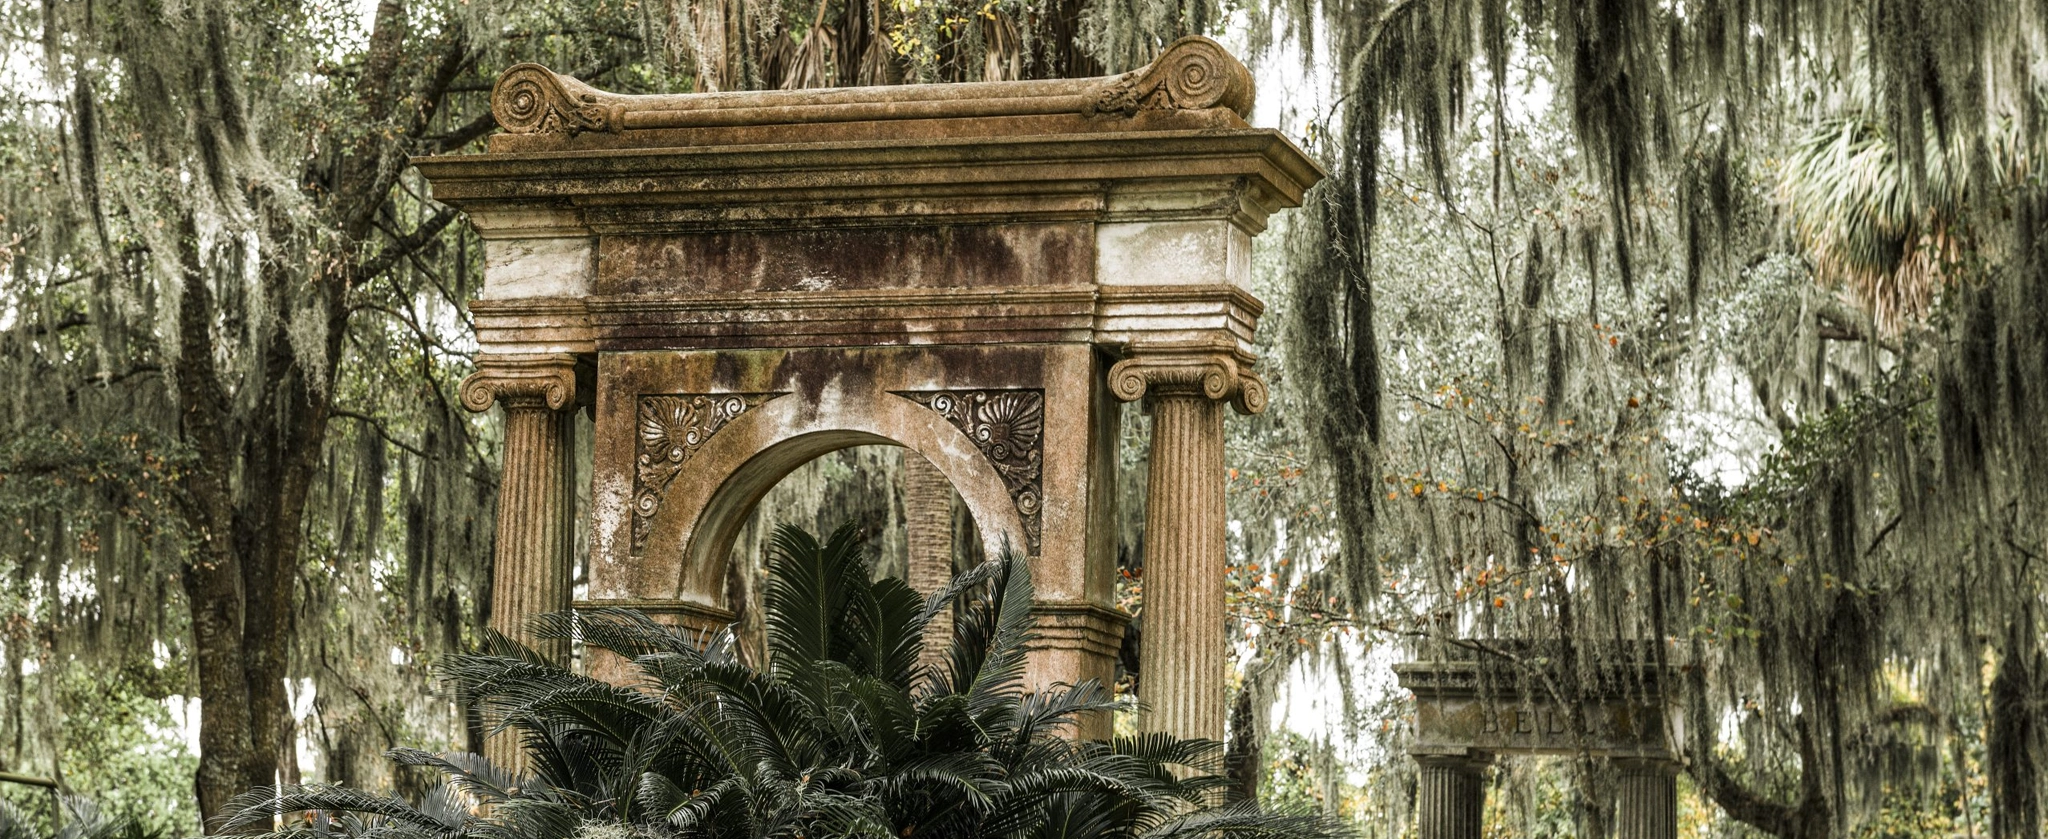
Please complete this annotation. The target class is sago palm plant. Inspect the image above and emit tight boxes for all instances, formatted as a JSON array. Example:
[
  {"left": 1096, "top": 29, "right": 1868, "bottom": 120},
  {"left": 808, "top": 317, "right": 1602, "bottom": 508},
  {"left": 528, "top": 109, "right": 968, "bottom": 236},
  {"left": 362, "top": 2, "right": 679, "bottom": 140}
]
[
  {"left": 224, "top": 523, "right": 1347, "bottom": 839},
  {"left": 0, "top": 797, "right": 161, "bottom": 839}
]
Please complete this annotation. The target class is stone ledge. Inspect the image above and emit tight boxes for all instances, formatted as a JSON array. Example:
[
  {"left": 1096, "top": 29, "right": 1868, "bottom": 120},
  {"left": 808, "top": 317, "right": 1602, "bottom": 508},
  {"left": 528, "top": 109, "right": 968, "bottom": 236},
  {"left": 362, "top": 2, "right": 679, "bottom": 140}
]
[
  {"left": 1026, "top": 601, "right": 1129, "bottom": 659},
  {"left": 416, "top": 131, "right": 1319, "bottom": 232},
  {"left": 486, "top": 36, "right": 1255, "bottom": 149}
]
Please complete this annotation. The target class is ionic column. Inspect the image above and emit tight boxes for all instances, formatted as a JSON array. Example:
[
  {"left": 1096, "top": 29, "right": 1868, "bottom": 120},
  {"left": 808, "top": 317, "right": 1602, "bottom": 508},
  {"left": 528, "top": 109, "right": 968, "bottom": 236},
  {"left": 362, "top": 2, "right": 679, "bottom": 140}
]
[
  {"left": 1110, "top": 347, "right": 1266, "bottom": 742},
  {"left": 461, "top": 354, "right": 584, "bottom": 768},
  {"left": 1613, "top": 759, "right": 1679, "bottom": 839},
  {"left": 1414, "top": 751, "right": 1491, "bottom": 839}
]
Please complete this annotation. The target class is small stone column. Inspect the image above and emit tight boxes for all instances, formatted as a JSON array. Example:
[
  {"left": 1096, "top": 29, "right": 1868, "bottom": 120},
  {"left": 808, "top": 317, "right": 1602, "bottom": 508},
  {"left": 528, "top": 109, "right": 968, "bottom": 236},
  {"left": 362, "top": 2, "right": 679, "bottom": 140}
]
[
  {"left": 1109, "top": 346, "right": 1266, "bottom": 742},
  {"left": 461, "top": 354, "right": 584, "bottom": 768},
  {"left": 1613, "top": 758, "right": 1679, "bottom": 839},
  {"left": 1414, "top": 751, "right": 1491, "bottom": 839}
]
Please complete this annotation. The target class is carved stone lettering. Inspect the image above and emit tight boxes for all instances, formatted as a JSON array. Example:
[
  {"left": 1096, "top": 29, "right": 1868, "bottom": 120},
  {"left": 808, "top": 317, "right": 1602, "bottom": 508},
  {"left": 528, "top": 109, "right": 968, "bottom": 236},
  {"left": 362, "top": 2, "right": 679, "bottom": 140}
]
[
  {"left": 632, "top": 393, "right": 783, "bottom": 554},
  {"left": 894, "top": 389, "right": 1044, "bottom": 554}
]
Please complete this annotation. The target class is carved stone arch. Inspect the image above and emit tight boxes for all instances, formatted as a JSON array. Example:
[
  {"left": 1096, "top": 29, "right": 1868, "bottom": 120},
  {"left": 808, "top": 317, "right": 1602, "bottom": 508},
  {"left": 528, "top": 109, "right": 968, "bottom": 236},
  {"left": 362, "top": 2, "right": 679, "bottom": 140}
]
[
  {"left": 643, "top": 391, "right": 1035, "bottom": 619},
  {"left": 423, "top": 36, "right": 1322, "bottom": 744}
]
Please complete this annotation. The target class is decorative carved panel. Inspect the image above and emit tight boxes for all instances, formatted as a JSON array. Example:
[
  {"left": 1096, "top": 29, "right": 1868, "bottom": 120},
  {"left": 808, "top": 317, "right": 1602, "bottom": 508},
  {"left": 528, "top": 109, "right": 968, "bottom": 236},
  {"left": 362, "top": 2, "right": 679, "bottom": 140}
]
[
  {"left": 894, "top": 389, "right": 1045, "bottom": 554},
  {"left": 632, "top": 393, "right": 784, "bottom": 554}
]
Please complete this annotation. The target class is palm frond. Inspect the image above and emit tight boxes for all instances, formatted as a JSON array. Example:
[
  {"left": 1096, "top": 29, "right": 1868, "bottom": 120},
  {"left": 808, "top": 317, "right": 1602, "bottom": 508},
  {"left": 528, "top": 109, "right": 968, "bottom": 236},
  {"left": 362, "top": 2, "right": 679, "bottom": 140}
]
[
  {"left": 528, "top": 607, "right": 708, "bottom": 662},
  {"left": 1137, "top": 801, "right": 1356, "bottom": 839},
  {"left": 217, "top": 523, "right": 1346, "bottom": 839},
  {"left": 948, "top": 552, "right": 1036, "bottom": 724},
  {"left": 384, "top": 750, "right": 516, "bottom": 806},
  {"left": 218, "top": 786, "right": 457, "bottom": 835}
]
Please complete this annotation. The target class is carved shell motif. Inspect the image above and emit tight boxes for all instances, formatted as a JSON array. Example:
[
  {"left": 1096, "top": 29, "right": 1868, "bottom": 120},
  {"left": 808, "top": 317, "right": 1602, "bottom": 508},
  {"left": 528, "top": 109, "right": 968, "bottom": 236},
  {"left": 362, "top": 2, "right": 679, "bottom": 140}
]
[
  {"left": 631, "top": 393, "right": 781, "bottom": 554},
  {"left": 896, "top": 389, "right": 1045, "bottom": 553}
]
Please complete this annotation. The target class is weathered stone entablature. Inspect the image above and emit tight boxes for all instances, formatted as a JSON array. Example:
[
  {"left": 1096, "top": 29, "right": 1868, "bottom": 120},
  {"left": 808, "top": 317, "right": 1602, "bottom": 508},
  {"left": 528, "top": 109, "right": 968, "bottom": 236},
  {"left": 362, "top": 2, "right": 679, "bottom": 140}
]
[
  {"left": 420, "top": 37, "right": 1323, "bottom": 741},
  {"left": 1396, "top": 658, "right": 1681, "bottom": 759},
  {"left": 1397, "top": 654, "right": 1687, "bottom": 839}
]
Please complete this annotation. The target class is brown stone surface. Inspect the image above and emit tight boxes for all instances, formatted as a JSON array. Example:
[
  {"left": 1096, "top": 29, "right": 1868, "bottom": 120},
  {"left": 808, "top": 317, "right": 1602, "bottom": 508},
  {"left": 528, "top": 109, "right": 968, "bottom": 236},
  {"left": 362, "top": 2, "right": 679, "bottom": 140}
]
[
  {"left": 1133, "top": 392, "right": 1227, "bottom": 741},
  {"left": 460, "top": 354, "right": 584, "bottom": 769},
  {"left": 903, "top": 454, "right": 955, "bottom": 672},
  {"left": 1396, "top": 660, "right": 1679, "bottom": 758},
  {"left": 483, "top": 36, "right": 1255, "bottom": 151},
  {"left": 596, "top": 224, "right": 1094, "bottom": 294}
]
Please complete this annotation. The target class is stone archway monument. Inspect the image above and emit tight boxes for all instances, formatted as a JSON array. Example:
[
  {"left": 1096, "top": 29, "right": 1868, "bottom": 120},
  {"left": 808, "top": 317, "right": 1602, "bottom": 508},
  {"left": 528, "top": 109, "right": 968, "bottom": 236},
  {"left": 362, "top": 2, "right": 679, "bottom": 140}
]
[
  {"left": 418, "top": 37, "right": 1322, "bottom": 741},
  {"left": 1397, "top": 655, "right": 1686, "bottom": 839}
]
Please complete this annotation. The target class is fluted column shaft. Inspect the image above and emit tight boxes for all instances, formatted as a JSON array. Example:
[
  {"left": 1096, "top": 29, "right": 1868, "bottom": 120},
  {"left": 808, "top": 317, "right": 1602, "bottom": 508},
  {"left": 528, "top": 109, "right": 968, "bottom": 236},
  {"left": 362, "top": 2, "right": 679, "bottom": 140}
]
[
  {"left": 1110, "top": 346, "right": 1266, "bottom": 744},
  {"left": 462, "top": 354, "right": 583, "bottom": 770},
  {"left": 1613, "top": 759, "right": 1678, "bottom": 839},
  {"left": 1136, "top": 391, "right": 1228, "bottom": 740},
  {"left": 491, "top": 399, "right": 577, "bottom": 660},
  {"left": 1415, "top": 753, "right": 1491, "bottom": 839}
]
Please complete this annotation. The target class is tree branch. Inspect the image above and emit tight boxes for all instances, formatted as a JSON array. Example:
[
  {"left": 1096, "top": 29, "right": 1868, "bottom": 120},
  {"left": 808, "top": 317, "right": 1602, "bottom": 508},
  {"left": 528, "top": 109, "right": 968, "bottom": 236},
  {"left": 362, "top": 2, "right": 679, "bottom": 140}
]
[
  {"left": 329, "top": 408, "right": 431, "bottom": 460},
  {"left": 355, "top": 205, "right": 461, "bottom": 283}
]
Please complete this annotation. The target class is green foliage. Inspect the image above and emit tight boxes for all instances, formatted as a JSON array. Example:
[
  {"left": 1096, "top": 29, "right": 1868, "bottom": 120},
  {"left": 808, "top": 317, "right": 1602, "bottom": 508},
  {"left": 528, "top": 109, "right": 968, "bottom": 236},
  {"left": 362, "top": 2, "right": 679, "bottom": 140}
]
[
  {"left": 225, "top": 524, "right": 1351, "bottom": 839},
  {"left": 0, "top": 795, "right": 168, "bottom": 839},
  {"left": 0, "top": 427, "right": 189, "bottom": 536}
]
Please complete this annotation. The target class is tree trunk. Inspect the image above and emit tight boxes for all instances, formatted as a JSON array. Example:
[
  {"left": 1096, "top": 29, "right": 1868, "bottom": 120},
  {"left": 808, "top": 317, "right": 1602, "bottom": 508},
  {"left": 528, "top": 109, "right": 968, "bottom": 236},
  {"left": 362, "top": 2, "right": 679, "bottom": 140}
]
[
  {"left": 173, "top": 214, "right": 262, "bottom": 825},
  {"left": 172, "top": 198, "right": 346, "bottom": 828},
  {"left": 1990, "top": 620, "right": 2044, "bottom": 839}
]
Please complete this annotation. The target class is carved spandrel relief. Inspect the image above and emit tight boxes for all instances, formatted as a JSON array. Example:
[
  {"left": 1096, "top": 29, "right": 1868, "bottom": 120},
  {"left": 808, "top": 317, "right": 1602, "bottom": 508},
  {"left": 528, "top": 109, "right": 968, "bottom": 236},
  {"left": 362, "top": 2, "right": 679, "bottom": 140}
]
[
  {"left": 893, "top": 389, "right": 1044, "bottom": 554},
  {"left": 632, "top": 393, "right": 784, "bottom": 555}
]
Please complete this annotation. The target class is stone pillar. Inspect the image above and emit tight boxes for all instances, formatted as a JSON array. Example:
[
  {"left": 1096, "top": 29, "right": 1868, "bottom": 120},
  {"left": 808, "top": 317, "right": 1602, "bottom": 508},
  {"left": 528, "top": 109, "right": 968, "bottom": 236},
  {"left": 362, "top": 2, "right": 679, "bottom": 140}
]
[
  {"left": 1613, "top": 759, "right": 1679, "bottom": 839},
  {"left": 903, "top": 453, "right": 956, "bottom": 670},
  {"left": 1109, "top": 346, "right": 1265, "bottom": 742},
  {"left": 461, "top": 353, "right": 585, "bottom": 767},
  {"left": 1414, "top": 751, "right": 1491, "bottom": 839}
]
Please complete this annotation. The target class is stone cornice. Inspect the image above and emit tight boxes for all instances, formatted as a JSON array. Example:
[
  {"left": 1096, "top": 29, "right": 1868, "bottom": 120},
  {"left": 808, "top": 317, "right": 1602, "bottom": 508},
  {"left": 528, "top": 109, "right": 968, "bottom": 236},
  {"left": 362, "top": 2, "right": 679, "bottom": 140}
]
[
  {"left": 415, "top": 131, "right": 1319, "bottom": 233},
  {"left": 489, "top": 36, "right": 1252, "bottom": 141},
  {"left": 1394, "top": 660, "right": 1678, "bottom": 702},
  {"left": 1107, "top": 342, "right": 1267, "bottom": 415},
  {"left": 460, "top": 353, "right": 589, "bottom": 412}
]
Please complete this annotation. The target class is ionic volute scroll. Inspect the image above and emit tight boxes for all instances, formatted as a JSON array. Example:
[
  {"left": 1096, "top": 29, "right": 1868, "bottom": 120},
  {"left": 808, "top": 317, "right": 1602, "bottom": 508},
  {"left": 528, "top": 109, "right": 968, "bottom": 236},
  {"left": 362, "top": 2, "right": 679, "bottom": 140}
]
[
  {"left": 1087, "top": 36, "right": 1256, "bottom": 119},
  {"left": 460, "top": 354, "right": 592, "bottom": 413},
  {"left": 493, "top": 64, "right": 626, "bottom": 135},
  {"left": 1107, "top": 346, "right": 1267, "bottom": 415}
]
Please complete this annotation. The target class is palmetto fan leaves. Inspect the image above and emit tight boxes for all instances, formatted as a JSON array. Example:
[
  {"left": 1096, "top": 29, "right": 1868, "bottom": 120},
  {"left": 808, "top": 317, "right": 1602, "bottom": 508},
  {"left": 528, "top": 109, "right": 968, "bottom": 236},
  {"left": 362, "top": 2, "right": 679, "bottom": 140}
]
[
  {"left": 227, "top": 523, "right": 1350, "bottom": 839},
  {"left": 1775, "top": 111, "right": 2031, "bottom": 331}
]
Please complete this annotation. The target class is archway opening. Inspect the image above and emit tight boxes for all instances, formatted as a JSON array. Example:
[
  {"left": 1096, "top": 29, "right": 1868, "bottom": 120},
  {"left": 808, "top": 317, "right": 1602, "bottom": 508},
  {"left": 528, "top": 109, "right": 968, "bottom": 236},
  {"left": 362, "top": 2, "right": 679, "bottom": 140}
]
[{"left": 722, "top": 445, "right": 985, "bottom": 658}]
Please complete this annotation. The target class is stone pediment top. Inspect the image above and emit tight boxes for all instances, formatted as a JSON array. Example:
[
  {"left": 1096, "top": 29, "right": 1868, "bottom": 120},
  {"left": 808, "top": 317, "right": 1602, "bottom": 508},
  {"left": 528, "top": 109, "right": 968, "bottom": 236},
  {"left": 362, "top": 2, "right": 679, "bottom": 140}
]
[
  {"left": 415, "top": 38, "right": 1325, "bottom": 233},
  {"left": 489, "top": 36, "right": 1253, "bottom": 145},
  {"left": 1395, "top": 655, "right": 1680, "bottom": 703}
]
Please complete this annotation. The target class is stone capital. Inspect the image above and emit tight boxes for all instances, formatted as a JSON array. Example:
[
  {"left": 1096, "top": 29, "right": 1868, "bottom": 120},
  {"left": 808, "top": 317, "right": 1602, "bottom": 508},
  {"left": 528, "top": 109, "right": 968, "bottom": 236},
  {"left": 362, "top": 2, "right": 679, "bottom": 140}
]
[
  {"left": 1611, "top": 756, "right": 1683, "bottom": 775},
  {"left": 460, "top": 353, "right": 590, "bottom": 413},
  {"left": 1412, "top": 749, "right": 1496, "bottom": 773},
  {"left": 1106, "top": 344, "right": 1267, "bottom": 414}
]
